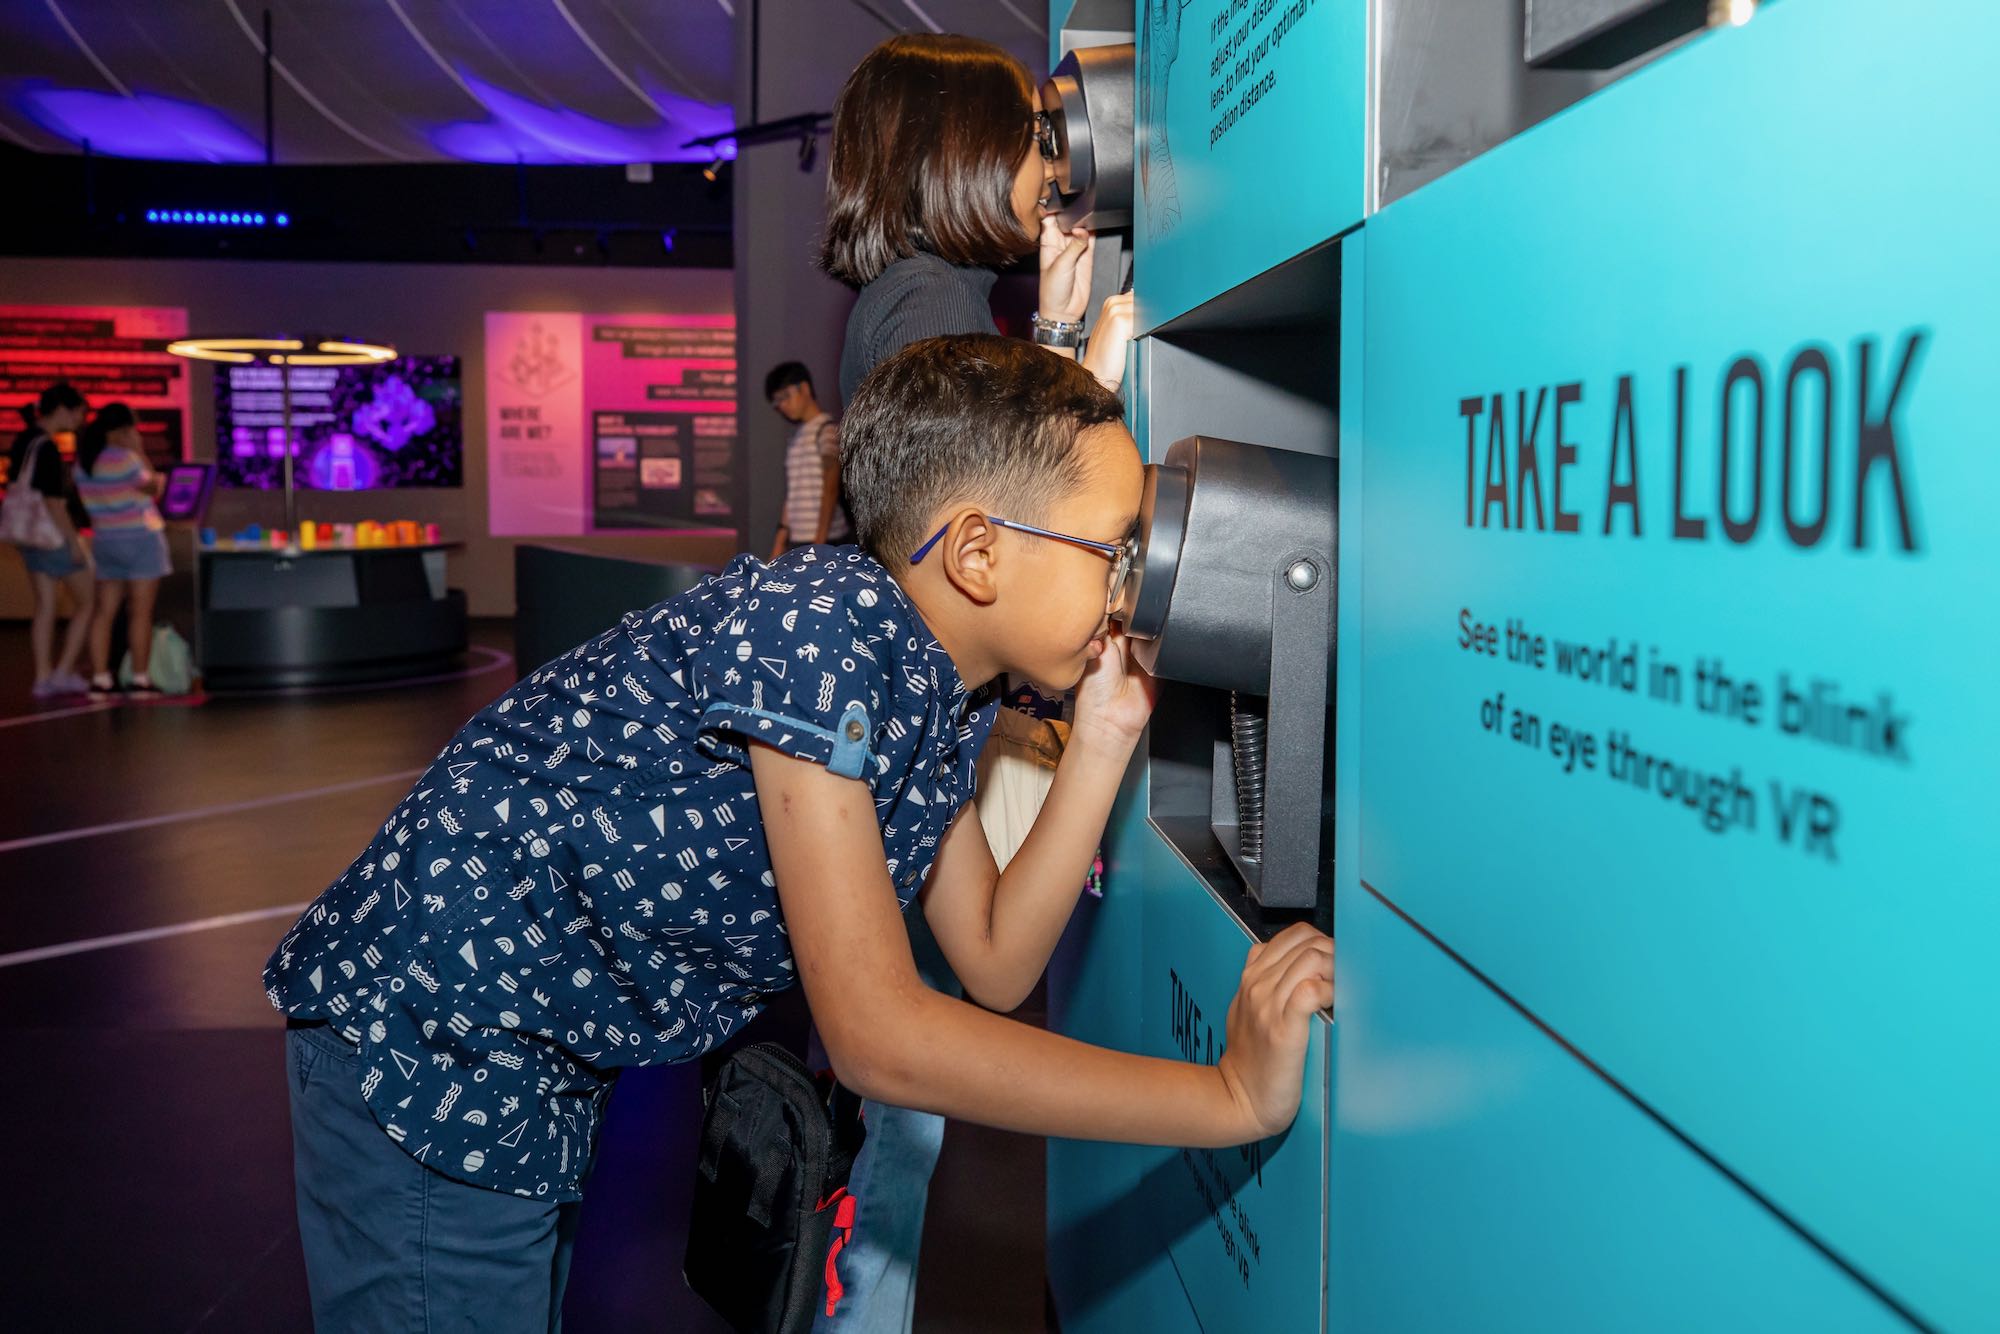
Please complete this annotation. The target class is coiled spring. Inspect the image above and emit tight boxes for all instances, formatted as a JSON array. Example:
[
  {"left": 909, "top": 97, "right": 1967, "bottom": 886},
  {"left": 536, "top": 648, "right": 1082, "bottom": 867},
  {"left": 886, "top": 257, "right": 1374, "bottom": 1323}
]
[{"left": 1229, "top": 692, "right": 1267, "bottom": 863}]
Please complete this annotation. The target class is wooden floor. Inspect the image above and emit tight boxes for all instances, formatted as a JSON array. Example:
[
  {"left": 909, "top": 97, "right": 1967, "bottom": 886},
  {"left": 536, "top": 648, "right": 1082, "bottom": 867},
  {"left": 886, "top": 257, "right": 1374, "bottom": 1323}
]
[{"left": 0, "top": 620, "right": 1046, "bottom": 1333}]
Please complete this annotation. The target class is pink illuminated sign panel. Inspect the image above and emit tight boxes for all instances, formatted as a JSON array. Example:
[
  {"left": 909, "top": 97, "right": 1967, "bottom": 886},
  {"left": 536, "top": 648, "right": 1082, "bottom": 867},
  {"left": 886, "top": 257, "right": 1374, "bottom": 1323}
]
[{"left": 485, "top": 311, "right": 737, "bottom": 537}]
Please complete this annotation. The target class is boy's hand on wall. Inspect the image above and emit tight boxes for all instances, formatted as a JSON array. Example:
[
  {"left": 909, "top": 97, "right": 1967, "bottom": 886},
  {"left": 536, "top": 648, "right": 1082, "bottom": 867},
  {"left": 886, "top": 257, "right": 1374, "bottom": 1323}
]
[
  {"left": 1081, "top": 291, "right": 1135, "bottom": 392},
  {"left": 1216, "top": 923, "right": 1335, "bottom": 1140},
  {"left": 1070, "top": 626, "right": 1155, "bottom": 750}
]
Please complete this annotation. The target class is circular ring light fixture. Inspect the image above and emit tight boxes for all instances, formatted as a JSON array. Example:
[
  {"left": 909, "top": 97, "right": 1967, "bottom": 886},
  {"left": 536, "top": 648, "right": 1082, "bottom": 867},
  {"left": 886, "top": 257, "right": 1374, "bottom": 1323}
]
[{"left": 166, "top": 336, "right": 397, "bottom": 366}]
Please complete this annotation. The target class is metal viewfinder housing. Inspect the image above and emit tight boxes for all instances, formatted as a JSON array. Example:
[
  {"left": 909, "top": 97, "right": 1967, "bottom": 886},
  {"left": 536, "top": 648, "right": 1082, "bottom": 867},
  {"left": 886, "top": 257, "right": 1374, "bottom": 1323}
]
[
  {"left": 1039, "top": 42, "right": 1134, "bottom": 230},
  {"left": 1121, "top": 437, "right": 1337, "bottom": 909}
]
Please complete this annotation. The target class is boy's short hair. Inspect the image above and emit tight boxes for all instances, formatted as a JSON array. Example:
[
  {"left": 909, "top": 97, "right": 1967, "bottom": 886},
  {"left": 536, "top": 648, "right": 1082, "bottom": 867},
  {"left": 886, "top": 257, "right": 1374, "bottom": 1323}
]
[
  {"left": 841, "top": 335, "right": 1125, "bottom": 565},
  {"left": 764, "top": 362, "right": 813, "bottom": 399}
]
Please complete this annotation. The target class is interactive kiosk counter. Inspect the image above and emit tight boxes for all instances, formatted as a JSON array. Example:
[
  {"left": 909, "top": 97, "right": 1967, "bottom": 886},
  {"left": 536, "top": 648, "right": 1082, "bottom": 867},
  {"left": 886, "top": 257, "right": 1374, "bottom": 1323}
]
[
  {"left": 1045, "top": 3, "right": 1994, "bottom": 1333},
  {"left": 196, "top": 530, "right": 466, "bottom": 689}
]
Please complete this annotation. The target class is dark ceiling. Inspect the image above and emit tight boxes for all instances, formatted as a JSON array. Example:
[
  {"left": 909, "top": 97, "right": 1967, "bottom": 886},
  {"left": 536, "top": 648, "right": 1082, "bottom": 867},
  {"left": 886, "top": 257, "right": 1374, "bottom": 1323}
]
[
  {"left": 0, "top": 1, "right": 1053, "bottom": 167},
  {"left": 0, "top": 1, "right": 1050, "bottom": 268},
  {"left": 0, "top": 0, "right": 737, "bottom": 165}
]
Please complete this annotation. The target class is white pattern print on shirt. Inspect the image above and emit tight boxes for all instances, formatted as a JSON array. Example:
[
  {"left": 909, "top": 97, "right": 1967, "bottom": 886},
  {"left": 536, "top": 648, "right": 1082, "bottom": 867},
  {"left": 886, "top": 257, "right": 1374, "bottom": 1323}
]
[{"left": 264, "top": 546, "right": 997, "bottom": 1203}]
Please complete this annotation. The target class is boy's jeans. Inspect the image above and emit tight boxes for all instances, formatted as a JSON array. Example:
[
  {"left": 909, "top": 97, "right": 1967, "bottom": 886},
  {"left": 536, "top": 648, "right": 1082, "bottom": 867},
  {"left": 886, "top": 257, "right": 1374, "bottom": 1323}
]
[
  {"left": 286, "top": 1020, "right": 590, "bottom": 1334},
  {"left": 814, "top": 911, "right": 958, "bottom": 1334}
]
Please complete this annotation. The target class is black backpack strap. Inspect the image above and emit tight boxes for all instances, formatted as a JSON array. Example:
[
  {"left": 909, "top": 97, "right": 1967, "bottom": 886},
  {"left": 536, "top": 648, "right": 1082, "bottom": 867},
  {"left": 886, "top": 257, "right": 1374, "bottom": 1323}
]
[
  {"left": 697, "top": 1088, "right": 742, "bottom": 1181},
  {"left": 698, "top": 1081, "right": 792, "bottom": 1229},
  {"left": 742, "top": 1129, "right": 792, "bottom": 1230}
]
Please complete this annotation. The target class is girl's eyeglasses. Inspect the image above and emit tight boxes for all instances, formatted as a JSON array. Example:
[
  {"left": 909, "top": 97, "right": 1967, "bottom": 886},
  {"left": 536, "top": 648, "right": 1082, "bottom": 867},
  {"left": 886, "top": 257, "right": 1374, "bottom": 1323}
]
[
  {"left": 1033, "top": 111, "right": 1060, "bottom": 164},
  {"left": 911, "top": 516, "right": 1137, "bottom": 616}
]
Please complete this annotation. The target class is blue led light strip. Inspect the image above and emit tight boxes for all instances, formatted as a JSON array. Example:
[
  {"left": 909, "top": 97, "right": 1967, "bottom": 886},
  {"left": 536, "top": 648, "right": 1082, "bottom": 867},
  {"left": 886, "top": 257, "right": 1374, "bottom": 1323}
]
[{"left": 145, "top": 210, "right": 290, "bottom": 227}]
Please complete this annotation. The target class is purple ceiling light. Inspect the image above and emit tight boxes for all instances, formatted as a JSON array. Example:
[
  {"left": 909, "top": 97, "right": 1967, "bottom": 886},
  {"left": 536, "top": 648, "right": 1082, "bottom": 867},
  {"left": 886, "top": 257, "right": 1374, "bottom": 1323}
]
[
  {"left": 431, "top": 73, "right": 732, "bottom": 165},
  {"left": 0, "top": 0, "right": 757, "bottom": 164},
  {"left": 10, "top": 83, "right": 264, "bottom": 162}
]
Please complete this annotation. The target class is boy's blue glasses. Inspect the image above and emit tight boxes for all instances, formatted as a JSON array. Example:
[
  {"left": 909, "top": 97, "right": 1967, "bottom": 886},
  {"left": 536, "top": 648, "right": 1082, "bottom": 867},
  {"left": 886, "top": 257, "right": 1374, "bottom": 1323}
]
[{"left": 910, "top": 516, "right": 1138, "bottom": 615}]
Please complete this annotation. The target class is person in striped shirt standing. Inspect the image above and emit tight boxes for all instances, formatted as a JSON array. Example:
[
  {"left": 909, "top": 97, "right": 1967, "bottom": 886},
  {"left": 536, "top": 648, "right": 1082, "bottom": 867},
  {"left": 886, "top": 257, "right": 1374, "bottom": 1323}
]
[
  {"left": 73, "top": 403, "right": 171, "bottom": 697},
  {"left": 766, "top": 361, "right": 850, "bottom": 559}
]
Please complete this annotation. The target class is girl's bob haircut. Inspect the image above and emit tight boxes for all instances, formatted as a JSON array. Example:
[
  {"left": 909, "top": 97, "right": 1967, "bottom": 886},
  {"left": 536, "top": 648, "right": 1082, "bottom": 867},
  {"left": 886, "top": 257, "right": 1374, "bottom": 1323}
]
[{"left": 819, "top": 34, "right": 1039, "bottom": 288}]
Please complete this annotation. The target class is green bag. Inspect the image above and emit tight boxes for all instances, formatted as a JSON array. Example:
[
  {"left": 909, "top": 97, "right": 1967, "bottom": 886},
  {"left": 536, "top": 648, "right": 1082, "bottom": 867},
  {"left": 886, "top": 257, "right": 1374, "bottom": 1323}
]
[{"left": 119, "top": 623, "right": 196, "bottom": 695}]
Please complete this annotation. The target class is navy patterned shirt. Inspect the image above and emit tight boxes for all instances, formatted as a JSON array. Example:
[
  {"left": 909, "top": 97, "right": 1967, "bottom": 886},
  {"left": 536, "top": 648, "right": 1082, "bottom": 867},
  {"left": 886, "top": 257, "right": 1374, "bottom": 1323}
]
[{"left": 265, "top": 547, "right": 998, "bottom": 1201}]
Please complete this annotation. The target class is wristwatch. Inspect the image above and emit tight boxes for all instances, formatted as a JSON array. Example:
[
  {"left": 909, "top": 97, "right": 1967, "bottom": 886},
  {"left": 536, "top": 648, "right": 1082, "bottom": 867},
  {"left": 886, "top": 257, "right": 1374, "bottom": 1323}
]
[{"left": 1031, "top": 313, "right": 1086, "bottom": 349}]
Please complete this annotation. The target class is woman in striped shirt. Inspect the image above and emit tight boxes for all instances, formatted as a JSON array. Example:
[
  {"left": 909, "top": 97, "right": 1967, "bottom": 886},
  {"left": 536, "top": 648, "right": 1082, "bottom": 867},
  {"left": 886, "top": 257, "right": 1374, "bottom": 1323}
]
[{"left": 74, "top": 403, "right": 171, "bottom": 696}]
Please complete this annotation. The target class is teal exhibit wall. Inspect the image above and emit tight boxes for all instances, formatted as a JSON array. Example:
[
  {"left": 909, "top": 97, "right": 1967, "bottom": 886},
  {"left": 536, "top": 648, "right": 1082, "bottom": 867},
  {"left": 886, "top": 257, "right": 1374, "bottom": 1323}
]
[
  {"left": 1133, "top": 0, "right": 1363, "bottom": 332},
  {"left": 1049, "top": 2, "right": 1993, "bottom": 1331}
]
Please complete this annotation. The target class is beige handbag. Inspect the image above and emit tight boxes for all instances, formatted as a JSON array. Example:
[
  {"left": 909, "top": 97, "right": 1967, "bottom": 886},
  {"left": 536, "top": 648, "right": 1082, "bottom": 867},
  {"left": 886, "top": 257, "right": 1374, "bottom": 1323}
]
[
  {"left": 1, "top": 436, "right": 65, "bottom": 551},
  {"left": 973, "top": 706, "right": 1068, "bottom": 870}
]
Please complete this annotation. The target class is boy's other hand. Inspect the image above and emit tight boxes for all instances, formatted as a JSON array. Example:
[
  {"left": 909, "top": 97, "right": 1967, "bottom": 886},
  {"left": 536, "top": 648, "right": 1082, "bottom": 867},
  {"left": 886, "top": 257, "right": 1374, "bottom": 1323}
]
[
  {"left": 1071, "top": 626, "right": 1155, "bottom": 749},
  {"left": 1081, "top": 291, "right": 1135, "bottom": 392},
  {"left": 1216, "top": 923, "right": 1334, "bottom": 1140},
  {"left": 1038, "top": 217, "right": 1095, "bottom": 323}
]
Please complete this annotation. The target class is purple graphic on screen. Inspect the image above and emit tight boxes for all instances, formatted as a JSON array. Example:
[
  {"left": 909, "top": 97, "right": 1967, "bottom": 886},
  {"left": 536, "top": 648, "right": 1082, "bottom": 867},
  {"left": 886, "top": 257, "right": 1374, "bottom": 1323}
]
[
  {"left": 352, "top": 376, "right": 436, "bottom": 451},
  {"left": 216, "top": 356, "right": 462, "bottom": 490},
  {"left": 307, "top": 434, "right": 383, "bottom": 491}
]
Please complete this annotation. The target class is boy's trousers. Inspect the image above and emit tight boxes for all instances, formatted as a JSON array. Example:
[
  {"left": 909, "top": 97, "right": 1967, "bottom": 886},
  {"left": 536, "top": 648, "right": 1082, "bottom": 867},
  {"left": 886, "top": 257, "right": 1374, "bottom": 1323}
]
[
  {"left": 813, "top": 909, "right": 958, "bottom": 1334},
  {"left": 286, "top": 1020, "right": 589, "bottom": 1333}
]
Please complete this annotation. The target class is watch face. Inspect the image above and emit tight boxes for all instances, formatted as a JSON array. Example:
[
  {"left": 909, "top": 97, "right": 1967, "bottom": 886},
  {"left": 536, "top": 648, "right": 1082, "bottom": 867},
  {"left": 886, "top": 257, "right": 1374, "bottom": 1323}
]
[{"left": 1033, "top": 318, "right": 1083, "bottom": 348}]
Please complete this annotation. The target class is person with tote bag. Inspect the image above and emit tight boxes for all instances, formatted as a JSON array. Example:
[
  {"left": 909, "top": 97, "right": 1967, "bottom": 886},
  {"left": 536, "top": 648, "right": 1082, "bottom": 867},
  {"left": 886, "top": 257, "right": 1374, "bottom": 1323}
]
[{"left": 4, "top": 382, "right": 95, "bottom": 699}]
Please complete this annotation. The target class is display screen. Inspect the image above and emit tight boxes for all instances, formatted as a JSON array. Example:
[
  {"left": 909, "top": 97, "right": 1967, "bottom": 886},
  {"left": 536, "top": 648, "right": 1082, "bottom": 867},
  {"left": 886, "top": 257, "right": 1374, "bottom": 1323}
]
[
  {"left": 215, "top": 356, "right": 462, "bottom": 489},
  {"left": 157, "top": 462, "right": 214, "bottom": 521},
  {"left": 0, "top": 304, "right": 192, "bottom": 477}
]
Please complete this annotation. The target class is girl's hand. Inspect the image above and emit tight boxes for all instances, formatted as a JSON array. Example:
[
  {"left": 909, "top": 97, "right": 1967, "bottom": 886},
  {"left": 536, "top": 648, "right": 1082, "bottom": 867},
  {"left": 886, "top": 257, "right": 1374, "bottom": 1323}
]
[
  {"left": 1071, "top": 626, "right": 1156, "bottom": 750},
  {"left": 1038, "top": 217, "right": 1094, "bottom": 323},
  {"left": 1080, "top": 291, "right": 1135, "bottom": 392}
]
